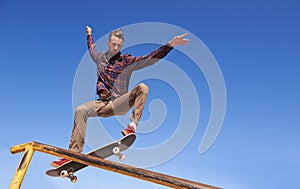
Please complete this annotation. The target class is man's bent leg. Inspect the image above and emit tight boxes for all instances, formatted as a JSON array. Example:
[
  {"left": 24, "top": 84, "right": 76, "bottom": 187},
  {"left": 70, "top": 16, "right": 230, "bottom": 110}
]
[
  {"left": 111, "top": 83, "right": 149, "bottom": 135},
  {"left": 129, "top": 83, "right": 149, "bottom": 125},
  {"left": 69, "top": 100, "right": 103, "bottom": 153},
  {"left": 51, "top": 100, "right": 111, "bottom": 167}
]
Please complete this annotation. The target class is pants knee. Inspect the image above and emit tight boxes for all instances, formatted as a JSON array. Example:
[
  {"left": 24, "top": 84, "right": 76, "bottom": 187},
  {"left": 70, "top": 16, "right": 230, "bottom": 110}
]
[
  {"left": 137, "top": 83, "right": 149, "bottom": 94},
  {"left": 75, "top": 106, "right": 88, "bottom": 117}
]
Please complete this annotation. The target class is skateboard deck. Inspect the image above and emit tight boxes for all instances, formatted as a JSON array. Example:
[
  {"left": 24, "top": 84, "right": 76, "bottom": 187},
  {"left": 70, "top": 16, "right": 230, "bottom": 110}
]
[{"left": 46, "top": 133, "right": 136, "bottom": 182}]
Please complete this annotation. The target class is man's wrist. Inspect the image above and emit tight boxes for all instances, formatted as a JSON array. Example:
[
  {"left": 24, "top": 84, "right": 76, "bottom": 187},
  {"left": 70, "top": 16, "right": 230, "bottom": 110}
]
[{"left": 166, "top": 42, "right": 174, "bottom": 48}]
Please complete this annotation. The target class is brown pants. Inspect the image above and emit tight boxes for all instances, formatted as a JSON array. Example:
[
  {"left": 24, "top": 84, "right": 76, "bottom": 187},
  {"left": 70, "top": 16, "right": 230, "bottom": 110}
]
[{"left": 69, "top": 83, "right": 149, "bottom": 153}]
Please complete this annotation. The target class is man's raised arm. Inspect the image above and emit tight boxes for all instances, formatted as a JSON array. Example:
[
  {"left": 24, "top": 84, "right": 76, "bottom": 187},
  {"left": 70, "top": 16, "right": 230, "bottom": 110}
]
[{"left": 86, "top": 26, "right": 103, "bottom": 63}]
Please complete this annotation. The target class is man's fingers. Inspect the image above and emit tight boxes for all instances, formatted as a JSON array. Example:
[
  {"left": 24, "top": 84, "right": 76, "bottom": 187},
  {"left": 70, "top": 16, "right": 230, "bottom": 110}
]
[
  {"left": 180, "top": 39, "right": 189, "bottom": 45},
  {"left": 179, "top": 33, "right": 188, "bottom": 38},
  {"left": 178, "top": 33, "right": 189, "bottom": 45}
]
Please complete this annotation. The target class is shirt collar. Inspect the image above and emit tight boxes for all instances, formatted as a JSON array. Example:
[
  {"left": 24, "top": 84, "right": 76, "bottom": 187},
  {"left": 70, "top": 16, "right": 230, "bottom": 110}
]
[{"left": 105, "top": 51, "right": 121, "bottom": 61}]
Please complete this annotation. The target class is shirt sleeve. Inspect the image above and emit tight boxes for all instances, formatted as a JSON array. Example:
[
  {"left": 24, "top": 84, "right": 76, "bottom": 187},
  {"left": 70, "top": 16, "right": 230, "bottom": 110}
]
[
  {"left": 124, "top": 44, "right": 174, "bottom": 70},
  {"left": 87, "top": 34, "right": 103, "bottom": 64}
]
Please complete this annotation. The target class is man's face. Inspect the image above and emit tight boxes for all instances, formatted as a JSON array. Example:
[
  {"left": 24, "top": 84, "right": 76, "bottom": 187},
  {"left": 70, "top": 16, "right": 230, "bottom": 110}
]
[{"left": 107, "top": 35, "right": 123, "bottom": 57}]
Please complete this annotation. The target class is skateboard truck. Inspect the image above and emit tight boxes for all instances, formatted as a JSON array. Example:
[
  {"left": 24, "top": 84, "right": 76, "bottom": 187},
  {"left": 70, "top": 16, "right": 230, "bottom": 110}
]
[
  {"left": 113, "top": 142, "right": 126, "bottom": 161},
  {"left": 60, "top": 169, "right": 78, "bottom": 183}
]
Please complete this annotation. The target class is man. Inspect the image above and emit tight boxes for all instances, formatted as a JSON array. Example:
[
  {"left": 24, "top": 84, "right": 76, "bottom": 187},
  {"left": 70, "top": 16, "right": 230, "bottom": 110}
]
[{"left": 51, "top": 26, "right": 189, "bottom": 167}]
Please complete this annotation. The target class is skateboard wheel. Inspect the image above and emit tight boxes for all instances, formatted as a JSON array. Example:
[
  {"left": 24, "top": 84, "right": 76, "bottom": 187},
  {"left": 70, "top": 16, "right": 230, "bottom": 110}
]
[
  {"left": 70, "top": 176, "right": 77, "bottom": 183},
  {"left": 60, "top": 170, "right": 68, "bottom": 178},
  {"left": 119, "top": 154, "right": 126, "bottom": 161},
  {"left": 113, "top": 147, "right": 120, "bottom": 155}
]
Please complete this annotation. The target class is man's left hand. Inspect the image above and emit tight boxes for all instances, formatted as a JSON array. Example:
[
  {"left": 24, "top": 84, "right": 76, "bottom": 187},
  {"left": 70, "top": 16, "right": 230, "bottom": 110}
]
[{"left": 168, "top": 33, "right": 189, "bottom": 47}]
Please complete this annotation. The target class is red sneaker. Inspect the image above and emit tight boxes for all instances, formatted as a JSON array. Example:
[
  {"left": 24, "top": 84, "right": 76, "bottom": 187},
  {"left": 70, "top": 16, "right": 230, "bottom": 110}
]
[
  {"left": 121, "top": 125, "right": 136, "bottom": 136},
  {"left": 50, "top": 158, "right": 70, "bottom": 167}
]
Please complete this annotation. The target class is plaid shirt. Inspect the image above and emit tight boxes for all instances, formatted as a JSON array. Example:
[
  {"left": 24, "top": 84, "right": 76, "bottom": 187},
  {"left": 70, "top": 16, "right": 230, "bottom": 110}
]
[{"left": 87, "top": 34, "right": 173, "bottom": 98}]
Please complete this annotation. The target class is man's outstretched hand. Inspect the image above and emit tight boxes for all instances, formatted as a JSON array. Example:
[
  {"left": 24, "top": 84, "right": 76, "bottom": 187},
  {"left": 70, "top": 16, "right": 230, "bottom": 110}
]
[
  {"left": 168, "top": 33, "right": 189, "bottom": 47},
  {"left": 86, "top": 26, "right": 92, "bottom": 35}
]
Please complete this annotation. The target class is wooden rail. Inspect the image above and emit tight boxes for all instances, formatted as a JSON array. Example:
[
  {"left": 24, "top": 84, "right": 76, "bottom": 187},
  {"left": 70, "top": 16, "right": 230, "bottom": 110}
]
[{"left": 10, "top": 141, "right": 221, "bottom": 189}]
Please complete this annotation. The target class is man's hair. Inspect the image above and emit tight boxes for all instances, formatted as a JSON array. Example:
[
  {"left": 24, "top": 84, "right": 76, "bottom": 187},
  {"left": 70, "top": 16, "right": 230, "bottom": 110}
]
[{"left": 109, "top": 28, "right": 124, "bottom": 41}]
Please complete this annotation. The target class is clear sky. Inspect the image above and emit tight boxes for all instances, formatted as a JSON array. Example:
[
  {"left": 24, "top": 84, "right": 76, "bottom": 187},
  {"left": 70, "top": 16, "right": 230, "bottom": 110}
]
[{"left": 1, "top": 0, "right": 299, "bottom": 188}]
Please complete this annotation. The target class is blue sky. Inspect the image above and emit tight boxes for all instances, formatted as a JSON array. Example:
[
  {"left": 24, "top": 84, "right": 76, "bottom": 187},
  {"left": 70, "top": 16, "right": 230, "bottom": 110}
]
[{"left": 1, "top": 0, "right": 299, "bottom": 188}]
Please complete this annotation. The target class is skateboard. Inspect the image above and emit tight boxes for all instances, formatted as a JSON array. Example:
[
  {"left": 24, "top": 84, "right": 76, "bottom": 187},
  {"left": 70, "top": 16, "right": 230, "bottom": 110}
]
[{"left": 46, "top": 133, "right": 136, "bottom": 183}]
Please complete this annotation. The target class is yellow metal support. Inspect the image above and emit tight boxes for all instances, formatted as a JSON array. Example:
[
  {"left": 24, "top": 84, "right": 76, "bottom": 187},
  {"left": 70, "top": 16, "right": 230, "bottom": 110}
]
[
  {"left": 10, "top": 145, "right": 35, "bottom": 189},
  {"left": 10, "top": 141, "right": 221, "bottom": 189}
]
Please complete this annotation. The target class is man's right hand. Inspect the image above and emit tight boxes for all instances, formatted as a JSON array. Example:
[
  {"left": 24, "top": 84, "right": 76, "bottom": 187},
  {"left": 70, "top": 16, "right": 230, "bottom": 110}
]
[{"left": 86, "top": 26, "right": 92, "bottom": 35}]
